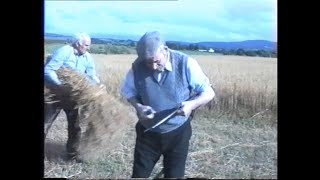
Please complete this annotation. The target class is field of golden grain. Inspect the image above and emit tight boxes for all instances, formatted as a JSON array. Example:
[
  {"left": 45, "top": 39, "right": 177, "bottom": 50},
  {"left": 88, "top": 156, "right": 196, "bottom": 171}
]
[
  {"left": 93, "top": 54, "right": 277, "bottom": 120},
  {"left": 44, "top": 54, "right": 277, "bottom": 179}
]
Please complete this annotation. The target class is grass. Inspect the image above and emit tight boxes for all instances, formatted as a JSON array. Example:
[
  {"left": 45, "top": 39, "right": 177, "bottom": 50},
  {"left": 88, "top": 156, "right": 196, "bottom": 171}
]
[
  {"left": 44, "top": 111, "right": 277, "bottom": 178},
  {"left": 44, "top": 53, "right": 277, "bottom": 179}
]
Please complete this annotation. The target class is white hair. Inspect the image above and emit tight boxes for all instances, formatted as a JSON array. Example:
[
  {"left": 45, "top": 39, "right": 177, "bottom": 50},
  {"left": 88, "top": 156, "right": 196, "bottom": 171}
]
[{"left": 72, "top": 32, "right": 91, "bottom": 45}]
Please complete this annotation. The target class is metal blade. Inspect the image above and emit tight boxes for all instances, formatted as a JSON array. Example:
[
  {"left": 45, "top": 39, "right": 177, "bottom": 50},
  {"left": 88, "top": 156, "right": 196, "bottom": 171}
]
[
  {"left": 144, "top": 108, "right": 179, "bottom": 133},
  {"left": 142, "top": 96, "right": 197, "bottom": 133}
]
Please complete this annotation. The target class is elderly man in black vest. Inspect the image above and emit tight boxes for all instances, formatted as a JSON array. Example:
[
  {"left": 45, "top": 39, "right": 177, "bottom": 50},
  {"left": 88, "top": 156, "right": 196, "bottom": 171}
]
[{"left": 121, "top": 31, "right": 215, "bottom": 178}]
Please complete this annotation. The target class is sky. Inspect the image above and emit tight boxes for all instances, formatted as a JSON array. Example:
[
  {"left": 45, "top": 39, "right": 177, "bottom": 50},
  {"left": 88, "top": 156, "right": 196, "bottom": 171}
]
[{"left": 45, "top": 0, "right": 277, "bottom": 43}]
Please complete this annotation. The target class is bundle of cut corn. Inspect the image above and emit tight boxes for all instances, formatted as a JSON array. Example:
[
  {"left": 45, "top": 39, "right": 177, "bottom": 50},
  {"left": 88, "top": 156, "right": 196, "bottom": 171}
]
[{"left": 53, "top": 66, "right": 136, "bottom": 161}]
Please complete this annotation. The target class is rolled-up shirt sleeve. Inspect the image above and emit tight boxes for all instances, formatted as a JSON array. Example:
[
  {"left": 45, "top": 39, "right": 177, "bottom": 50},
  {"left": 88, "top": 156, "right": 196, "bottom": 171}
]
[
  {"left": 44, "top": 47, "right": 69, "bottom": 85},
  {"left": 186, "top": 57, "right": 213, "bottom": 93},
  {"left": 120, "top": 69, "right": 137, "bottom": 99}
]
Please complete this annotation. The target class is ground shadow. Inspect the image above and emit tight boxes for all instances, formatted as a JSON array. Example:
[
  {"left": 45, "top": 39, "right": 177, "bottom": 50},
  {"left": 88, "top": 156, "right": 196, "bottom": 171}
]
[{"left": 44, "top": 141, "right": 67, "bottom": 162}]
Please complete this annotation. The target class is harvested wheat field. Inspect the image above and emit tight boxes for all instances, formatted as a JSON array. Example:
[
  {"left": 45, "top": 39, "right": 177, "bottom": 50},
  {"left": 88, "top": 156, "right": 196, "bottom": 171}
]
[{"left": 44, "top": 54, "right": 277, "bottom": 179}]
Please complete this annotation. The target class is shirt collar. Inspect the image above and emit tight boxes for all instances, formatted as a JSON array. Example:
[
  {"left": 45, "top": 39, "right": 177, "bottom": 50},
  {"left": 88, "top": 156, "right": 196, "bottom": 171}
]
[
  {"left": 164, "top": 50, "right": 172, "bottom": 71},
  {"left": 73, "top": 47, "right": 86, "bottom": 56}
]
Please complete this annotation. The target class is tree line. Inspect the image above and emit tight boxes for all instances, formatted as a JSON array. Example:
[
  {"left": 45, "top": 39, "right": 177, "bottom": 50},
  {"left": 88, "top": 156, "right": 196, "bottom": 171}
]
[
  {"left": 165, "top": 42, "right": 277, "bottom": 58},
  {"left": 45, "top": 38, "right": 277, "bottom": 58}
]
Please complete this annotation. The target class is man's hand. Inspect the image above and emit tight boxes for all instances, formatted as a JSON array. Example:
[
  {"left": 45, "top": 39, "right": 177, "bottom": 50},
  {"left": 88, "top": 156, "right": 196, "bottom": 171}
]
[
  {"left": 176, "top": 101, "right": 194, "bottom": 117},
  {"left": 136, "top": 103, "right": 156, "bottom": 121}
]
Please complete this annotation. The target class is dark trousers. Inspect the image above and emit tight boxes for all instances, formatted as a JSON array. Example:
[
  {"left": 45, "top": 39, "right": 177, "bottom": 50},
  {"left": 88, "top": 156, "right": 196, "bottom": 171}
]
[
  {"left": 44, "top": 101, "right": 81, "bottom": 157},
  {"left": 132, "top": 118, "right": 192, "bottom": 178}
]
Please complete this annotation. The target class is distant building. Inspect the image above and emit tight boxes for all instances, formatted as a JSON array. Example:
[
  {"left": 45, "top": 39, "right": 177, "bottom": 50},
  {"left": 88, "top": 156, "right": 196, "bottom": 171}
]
[
  {"left": 208, "top": 48, "right": 215, "bottom": 53},
  {"left": 198, "top": 49, "right": 207, "bottom": 52}
]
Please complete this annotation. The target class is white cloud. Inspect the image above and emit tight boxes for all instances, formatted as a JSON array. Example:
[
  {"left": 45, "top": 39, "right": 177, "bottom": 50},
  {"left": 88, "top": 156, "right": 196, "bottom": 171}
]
[{"left": 45, "top": 0, "right": 277, "bottom": 42}]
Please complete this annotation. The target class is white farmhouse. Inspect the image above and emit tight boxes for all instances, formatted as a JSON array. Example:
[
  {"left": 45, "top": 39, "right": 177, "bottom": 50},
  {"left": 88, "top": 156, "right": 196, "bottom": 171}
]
[{"left": 208, "top": 48, "right": 215, "bottom": 53}]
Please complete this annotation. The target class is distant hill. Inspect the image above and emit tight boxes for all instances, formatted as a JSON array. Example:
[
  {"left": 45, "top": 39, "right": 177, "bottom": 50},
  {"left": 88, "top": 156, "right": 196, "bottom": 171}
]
[
  {"left": 45, "top": 33, "right": 134, "bottom": 45},
  {"left": 45, "top": 33, "right": 71, "bottom": 39},
  {"left": 45, "top": 33, "right": 276, "bottom": 51}
]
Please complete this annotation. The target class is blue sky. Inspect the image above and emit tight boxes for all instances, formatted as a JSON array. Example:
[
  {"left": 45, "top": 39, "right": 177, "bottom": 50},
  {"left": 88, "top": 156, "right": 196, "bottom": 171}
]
[{"left": 45, "top": 0, "right": 277, "bottom": 43}]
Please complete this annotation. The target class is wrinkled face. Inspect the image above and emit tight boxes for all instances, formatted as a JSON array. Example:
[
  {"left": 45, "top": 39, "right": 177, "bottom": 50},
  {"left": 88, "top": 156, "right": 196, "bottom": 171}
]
[
  {"left": 145, "top": 48, "right": 167, "bottom": 72},
  {"left": 76, "top": 37, "right": 91, "bottom": 55}
]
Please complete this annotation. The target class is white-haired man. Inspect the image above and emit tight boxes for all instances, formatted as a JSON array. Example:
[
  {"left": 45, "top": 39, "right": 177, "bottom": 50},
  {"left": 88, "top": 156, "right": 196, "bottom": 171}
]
[
  {"left": 44, "top": 32, "right": 102, "bottom": 162},
  {"left": 121, "top": 31, "right": 215, "bottom": 178}
]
